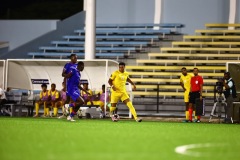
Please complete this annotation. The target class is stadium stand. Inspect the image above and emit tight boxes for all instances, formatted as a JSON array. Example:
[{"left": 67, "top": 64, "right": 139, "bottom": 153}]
[
  {"left": 28, "top": 23, "right": 183, "bottom": 59},
  {"left": 183, "top": 35, "right": 240, "bottom": 41},
  {"left": 205, "top": 23, "right": 240, "bottom": 29},
  {"left": 126, "top": 23, "right": 240, "bottom": 112}
]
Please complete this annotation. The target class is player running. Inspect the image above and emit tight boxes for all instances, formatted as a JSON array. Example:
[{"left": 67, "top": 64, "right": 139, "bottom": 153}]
[
  {"left": 64, "top": 61, "right": 89, "bottom": 121},
  {"left": 108, "top": 62, "right": 142, "bottom": 122}
]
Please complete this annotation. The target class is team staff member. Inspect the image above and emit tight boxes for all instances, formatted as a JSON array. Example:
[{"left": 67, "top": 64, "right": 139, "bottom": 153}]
[
  {"left": 223, "top": 72, "right": 237, "bottom": 123},
  {"left": 108, "top": 62, "right": 142, "bottom": 122},
  {"left": 180, "top": 67, "right": 192, "bottom": 122},
  {"left": 189, "top": 68, "right": 204, "bottom": 123}
]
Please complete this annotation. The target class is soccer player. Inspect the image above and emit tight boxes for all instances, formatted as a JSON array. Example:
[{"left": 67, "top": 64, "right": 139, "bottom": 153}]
[
  {"left": 33, "top": 84, "right": 50, "bottom": 117},
  {"left": 180, "top": 67, "right": 192, "bottom": 122},
  {"left": 65, "top": 61, "right": 89, "bottom": 121},
  {"left": 108, "top": 62, "right": 142, "bottom": 122},
  {"left": 62, "top": 54, "right": 78, "bottom": 105},
  {"left": 81, "top": 83, "right": 93, "bottom": 105},
  {"left": 46, "top": 83, "right": 60, "bottom": 117},
  {"left": 58, "top": 82, "right": 68, "bottom": 118},
  {"left": 189, "top": 68, "right": 204, "bottom": 123},
  {"left": 92, "top": 84, "right": 110, "bottom": 115}
]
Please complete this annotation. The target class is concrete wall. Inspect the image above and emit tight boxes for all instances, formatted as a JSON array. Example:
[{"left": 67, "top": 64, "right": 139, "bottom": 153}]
[
  {"left": 96, "top": 0, "right": 234, "bottom": 35},
  {"left": 0, "top": 20, "right": 58, "bottom": 51},
  {"left": 0, "top": 11, "right": 86, "bottom": 59},
  {"left": 96, "top": 0, "right": 155, "bottom": 24},
  {"left": 162, "top": 0, "right": 229, "bottom": 34}
]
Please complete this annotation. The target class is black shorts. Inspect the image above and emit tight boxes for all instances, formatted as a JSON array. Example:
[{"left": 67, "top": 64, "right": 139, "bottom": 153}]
[{"left": 189, "top": 92, "right": 200, "bottom": 104}]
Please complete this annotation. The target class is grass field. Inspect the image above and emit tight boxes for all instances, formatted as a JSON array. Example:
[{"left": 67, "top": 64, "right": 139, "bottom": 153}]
[{"left": 0, "top": 117, "right": 240, "bottom": 160}]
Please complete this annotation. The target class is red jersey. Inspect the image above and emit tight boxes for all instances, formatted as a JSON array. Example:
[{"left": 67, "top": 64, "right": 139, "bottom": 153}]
[{"left": 191, "top": 75, "right": 203, "bottom": 92}]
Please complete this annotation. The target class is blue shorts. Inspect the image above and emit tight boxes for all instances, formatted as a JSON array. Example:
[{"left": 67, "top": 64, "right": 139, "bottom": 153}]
[{"left": 68, "top": 89, "right": 81, "bottom": 102}]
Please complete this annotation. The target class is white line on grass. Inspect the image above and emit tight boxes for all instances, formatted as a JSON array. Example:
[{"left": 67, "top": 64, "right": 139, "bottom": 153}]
[{"left": 175, "top": 143, "right": 215, "bottom": 157}]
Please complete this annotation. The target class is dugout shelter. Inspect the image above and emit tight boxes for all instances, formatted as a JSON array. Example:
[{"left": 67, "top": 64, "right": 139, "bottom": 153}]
[{"left": 4, "top": 59, "right": 119, "bottom": 113}]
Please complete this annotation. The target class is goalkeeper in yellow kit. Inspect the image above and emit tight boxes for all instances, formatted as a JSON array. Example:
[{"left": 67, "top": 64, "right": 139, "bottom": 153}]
[{"left": 108, "top": 62, "right": 142, "bottom": 122}]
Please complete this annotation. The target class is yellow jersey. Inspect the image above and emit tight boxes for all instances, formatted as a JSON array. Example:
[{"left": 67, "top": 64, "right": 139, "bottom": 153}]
[
  {"left": 110, "top": 70, "right": 129, "bottom": 92},
  {"left": 49, "top": 90, "right": 60, "bottom": 101},
  {"left": 180, "top": 73, "right": 192, "bottom": 91},
  {"left": 39, "top": 90, "right": 50, "bottom": 101}
]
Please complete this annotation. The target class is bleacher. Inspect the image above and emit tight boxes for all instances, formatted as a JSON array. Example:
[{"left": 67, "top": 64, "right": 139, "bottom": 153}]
[
  {"left": 27, "top": 23, "right": 184, "bottom": 59},
  {"left": 127, "top": 23, "right": 240, "bottom": 105}
]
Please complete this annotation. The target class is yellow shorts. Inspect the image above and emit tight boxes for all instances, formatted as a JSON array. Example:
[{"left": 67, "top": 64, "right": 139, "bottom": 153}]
[
  {"left": 184, "top": 91, "right": 190, "bottom": 103},
  {"left": 111, "top": 91, "right": 129, "bottom": 103},
  {"left": 87, "top": 101, "right": 104, "bottom": 107}
]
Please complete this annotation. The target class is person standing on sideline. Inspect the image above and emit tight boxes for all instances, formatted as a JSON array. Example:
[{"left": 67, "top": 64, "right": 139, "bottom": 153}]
[
  {"left": 223, "top": 72, "right": 237, "bottom": 123},
  {"left": 189, "top": 68, "right": 204, "bottom": 123},
  {"left": 108, "top": 62, "right": 142, "bottom": 122},
  {"left": 180, "top": 67, "right": 192, "bottom": 122}
]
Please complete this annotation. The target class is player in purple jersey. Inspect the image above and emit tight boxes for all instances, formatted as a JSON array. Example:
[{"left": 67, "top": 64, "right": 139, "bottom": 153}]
[
  {"left": 65, "top": 61, "right": 89, "bottom": 121},
  {"left": 62, "top": 54, "right": 77, "bottom": 105}
]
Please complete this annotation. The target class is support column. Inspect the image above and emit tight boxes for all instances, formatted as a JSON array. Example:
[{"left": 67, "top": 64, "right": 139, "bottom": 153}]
[
  {"left": 228, "top": 0, "right": 237, "bottom": 30},
  {"left": 153, "top": 0, "right": 162, "bottom": 30},
  {"left": 85, "top": 0, "right": 96, "bottom": 60}
]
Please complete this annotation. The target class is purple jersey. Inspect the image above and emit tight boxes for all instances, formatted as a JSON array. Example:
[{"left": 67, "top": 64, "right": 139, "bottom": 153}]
[
  {"left": 67, "top": 65, "right": 81, "bottom": 101},
  {"left": 63, "top": 62, "right": 77, "bottom": 90}
]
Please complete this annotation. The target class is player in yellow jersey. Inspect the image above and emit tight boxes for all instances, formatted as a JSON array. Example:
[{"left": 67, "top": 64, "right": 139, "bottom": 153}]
[
  {"left": 81, "top": 83, "right": 93, "bottom": 105},
  {"left": 46, "top": 83, "right": 61, "bottom": 117},
  {"left": 180, "top": 67, "right": 198, "bottom": 122},
  {"left": 180, "top": 67, "right": 192, "bottom": 122},
  {"left": 108, "top": 62, "right": 142, "bottom": 122},
  {"left": 33, "top": 84, "right": 50, "bottom": 117}
]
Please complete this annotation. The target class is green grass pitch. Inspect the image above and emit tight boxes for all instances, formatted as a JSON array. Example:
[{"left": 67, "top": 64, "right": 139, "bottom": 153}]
[{"left": 0, "top": 117, "right": 240, "bottom": 160}]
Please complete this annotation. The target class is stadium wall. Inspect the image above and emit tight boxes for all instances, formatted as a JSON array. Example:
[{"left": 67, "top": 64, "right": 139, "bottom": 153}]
[
  {"left": 96, "top": 0, "right": 232, "bottom": 35},
  {"left": 0, "top": 12, "right": 86, "bottom": 59},
  {"left": 0, "top": 20, "right": 58, "bottom": 52}
]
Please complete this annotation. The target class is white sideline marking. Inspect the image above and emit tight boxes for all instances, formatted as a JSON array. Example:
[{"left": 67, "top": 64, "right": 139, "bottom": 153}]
[{"left": 175, "top": 143, "right": 215, "bottom": 157}]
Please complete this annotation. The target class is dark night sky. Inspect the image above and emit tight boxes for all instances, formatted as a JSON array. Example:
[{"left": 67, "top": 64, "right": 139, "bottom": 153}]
[{"left": 0, "top": 0, "right": 84, "bottom": 19}]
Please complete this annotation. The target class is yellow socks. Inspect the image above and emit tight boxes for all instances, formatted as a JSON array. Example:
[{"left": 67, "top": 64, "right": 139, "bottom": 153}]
[
  {"left": 35, "top": 103, "right": 39, "bottom": 115},
  {"left": 126, "top": 101, "right": 137, "bottom": 120},
  {"left": 53, "top": 108, "right": 58, "bottom": 117},
  {"left": 193, "top": 111, "right": 197, "bottom": 120},
  {"left": 185, "top": 111, "right": 189, "bottom": 120}
]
